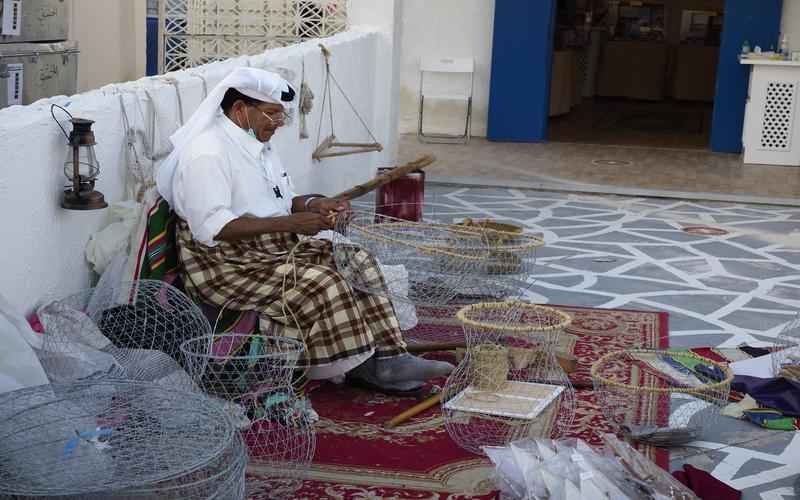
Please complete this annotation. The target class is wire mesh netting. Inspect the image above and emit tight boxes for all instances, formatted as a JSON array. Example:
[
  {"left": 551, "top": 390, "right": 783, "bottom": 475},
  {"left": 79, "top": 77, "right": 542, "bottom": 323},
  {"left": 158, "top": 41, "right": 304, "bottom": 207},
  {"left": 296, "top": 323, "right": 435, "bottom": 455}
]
[
  {"left": 333, "top": 210, "right": 544, "bottom": 307},
  {"left": 181, "top": 334, "right": 315, "bottom": 499},
  {"left": 591, "top": 350, "right": 733, "bottom": 446},
  {"left": 772, "top": 313, "right": 800, "bottom": 381},
  {"left": 441, "top": 302, "right": 576, "bottom": 455},
  {"left": 449, "top": 218, "right": 543, "bottom": 301},
  {"left": 37, "top": 280, "right": 211, "bottom": 390},
  {"left": 0, "top": 379, "right": 246, "bottom": 499}
]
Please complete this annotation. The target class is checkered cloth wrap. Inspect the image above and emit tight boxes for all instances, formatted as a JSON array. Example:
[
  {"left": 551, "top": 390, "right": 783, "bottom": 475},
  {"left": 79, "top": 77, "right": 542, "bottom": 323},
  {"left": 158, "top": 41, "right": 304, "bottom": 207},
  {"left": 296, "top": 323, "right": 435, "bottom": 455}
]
[{"left": 176, "top": 219, "right": 407, "bottom": 367}]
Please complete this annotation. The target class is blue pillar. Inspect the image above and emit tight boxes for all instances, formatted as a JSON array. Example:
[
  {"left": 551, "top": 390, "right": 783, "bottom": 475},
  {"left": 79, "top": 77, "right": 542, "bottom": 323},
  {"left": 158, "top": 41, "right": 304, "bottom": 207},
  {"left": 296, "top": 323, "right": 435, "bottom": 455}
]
[
  {"left": 487, "top": 0, "right": 557, "bottom": 142},
  {"left": 711, "top": 0, "right": 783, "bottom": 153},
  {"left": 146, "top": 16, "right": 159, "bottom": 76}
]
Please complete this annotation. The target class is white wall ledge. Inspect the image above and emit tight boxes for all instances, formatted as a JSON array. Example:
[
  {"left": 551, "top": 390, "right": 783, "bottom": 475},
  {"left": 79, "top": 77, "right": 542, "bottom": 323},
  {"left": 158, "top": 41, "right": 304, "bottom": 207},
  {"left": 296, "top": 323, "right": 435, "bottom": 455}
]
[
  {"left": 0, "top": 27, "right": 399, "bottom": 315},
  {"left": 740, "top": 58, "right": 800, "bottom": 67}
]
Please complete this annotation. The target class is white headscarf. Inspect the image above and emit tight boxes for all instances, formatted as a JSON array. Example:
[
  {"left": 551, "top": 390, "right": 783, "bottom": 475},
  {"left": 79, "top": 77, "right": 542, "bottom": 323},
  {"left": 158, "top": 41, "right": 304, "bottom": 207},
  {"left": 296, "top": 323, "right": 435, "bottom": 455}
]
[{"left": 156, "top": 67, "right": 296, "bottom": 207}]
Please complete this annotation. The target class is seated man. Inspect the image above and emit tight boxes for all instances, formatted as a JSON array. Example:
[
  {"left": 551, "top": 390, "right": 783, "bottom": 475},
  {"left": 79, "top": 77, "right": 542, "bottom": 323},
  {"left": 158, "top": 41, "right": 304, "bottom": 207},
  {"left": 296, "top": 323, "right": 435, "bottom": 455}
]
[{"left": 156, "top": 68, "right": 452, "bottom": 391}]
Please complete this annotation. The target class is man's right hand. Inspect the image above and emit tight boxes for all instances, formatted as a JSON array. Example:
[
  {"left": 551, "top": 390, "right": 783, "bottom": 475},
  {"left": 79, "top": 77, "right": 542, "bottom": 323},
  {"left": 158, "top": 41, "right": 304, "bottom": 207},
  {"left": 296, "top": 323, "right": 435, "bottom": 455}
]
[{"left": 288, "top": 212, "right": 334, "bottom": 235}]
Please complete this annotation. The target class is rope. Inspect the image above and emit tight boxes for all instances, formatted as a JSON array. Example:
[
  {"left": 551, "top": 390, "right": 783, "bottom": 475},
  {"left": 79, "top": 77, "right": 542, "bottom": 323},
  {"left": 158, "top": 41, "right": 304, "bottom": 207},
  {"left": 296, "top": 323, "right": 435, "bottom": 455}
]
[
  {"left": 315, "top": 55, "right": 333, "bottom": 148},
  {"left": 142, "top": 89, "right": 161, "bottom": 162},
  {"left": 189, "top": 71, "right": 209, "bottom": 99},
  {"left": 119, "top": 94, "right": 148, "bottom": 202},
  {"left": 456, "top": 302, "right": 573, "bottom": 335},
  {"left": 471, "top": 344, "right": 509, "bottom": 392},
  {"left": 163, "top": 77, "right": 185, "bottom": 126},
  {"left": 299, "top": 60, "right": 314, "bottom": 140}
]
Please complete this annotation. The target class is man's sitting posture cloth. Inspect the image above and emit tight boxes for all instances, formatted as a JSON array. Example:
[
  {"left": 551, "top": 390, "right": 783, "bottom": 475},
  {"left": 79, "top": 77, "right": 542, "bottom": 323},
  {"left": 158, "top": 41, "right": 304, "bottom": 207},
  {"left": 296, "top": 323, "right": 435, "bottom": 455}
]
[{"left": 156, "top": 68, "right": 452, "bottom": 391}]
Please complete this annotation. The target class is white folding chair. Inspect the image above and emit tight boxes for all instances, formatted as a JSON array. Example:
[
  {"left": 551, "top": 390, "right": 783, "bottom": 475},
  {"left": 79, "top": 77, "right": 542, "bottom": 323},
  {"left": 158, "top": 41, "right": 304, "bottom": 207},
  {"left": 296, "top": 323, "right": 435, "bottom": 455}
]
[{"left": 418, "top": 56, "right": 474, "bottom": 144}]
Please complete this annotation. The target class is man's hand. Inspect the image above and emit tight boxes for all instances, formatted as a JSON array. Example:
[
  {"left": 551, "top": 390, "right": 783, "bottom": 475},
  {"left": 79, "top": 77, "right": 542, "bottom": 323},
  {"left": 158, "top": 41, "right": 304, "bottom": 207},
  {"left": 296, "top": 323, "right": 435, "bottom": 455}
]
[
  {"left": 288, "top": 212, "right": 335, "bottom": 235},
  {"left": 308, "top": 197, "right": 351, "bottom": 215}
]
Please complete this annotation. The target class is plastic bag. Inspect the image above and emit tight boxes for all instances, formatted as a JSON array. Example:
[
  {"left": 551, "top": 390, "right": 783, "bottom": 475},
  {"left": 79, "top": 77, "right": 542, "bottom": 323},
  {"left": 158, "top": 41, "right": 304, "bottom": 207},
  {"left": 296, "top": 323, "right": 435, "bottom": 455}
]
[{"left": 86, "top": 200, "right": 142, "bottom": 274}]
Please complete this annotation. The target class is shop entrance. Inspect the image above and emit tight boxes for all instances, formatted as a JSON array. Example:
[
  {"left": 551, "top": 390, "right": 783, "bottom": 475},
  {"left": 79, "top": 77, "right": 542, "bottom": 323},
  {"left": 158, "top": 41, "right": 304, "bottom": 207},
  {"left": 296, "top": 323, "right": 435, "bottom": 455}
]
[
  {"left": 487, "top": 0, "right": 782, "bottom": 152},
  {"left": 547, "top": 1, "right": 723, "bottom": 150}
]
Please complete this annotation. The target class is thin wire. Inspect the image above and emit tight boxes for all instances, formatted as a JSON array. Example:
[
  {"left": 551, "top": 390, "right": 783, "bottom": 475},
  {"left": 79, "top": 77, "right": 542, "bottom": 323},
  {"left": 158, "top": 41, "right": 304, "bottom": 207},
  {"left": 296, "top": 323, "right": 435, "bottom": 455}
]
[
  {"left": 165, "top": 77, "right": 185, "bottom": 126},
  {"left": 189, "top": 71, "right": 209, "bottom": 99},
  {"left": 329, "top": 72, "right": 379, "bottom": 144},
  {"left": 327, "top": 71, "right": 335, "bottom": 137},
  {"left": 119, "top": 94, "right": 148, "bottom": 200},
  {"left": 314, "top": 61, "right": 331, "bottom": 149},
  {"left": 49, "top": 104, "right": 73, "bottom": 141},
  {"left": 119, "top": 94, "right": 141, "bottom": 166}
]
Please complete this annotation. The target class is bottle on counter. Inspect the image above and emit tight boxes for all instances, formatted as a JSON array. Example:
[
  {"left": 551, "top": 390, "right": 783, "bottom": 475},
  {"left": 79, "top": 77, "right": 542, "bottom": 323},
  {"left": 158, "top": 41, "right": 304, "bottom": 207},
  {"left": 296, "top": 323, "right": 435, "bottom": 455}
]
[
  {"left": 742, "top": 39, "right": 751, "bottom": 55},
  {"left": 780, "top": 34, "right": 790, "bottom": 58}
]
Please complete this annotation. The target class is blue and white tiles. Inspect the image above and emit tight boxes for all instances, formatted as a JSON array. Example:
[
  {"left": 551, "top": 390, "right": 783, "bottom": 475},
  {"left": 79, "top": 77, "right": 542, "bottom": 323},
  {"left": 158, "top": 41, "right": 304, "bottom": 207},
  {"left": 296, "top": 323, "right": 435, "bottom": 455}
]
[{"left": 360, "top": 184, "right": 800, "bottom": 499}]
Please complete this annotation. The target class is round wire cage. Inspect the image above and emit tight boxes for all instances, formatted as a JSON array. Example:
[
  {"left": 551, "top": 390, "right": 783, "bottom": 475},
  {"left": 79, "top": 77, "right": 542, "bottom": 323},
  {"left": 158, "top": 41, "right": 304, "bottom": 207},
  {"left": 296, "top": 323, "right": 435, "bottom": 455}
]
[
  {"left": 591, "top": 350, "right": 734, "bottom": 446},
  {"left": 772, "top": 313, "right": 800, "bottom": 381},
  {"left": 332, "top": 211, "right": 544, "bottom": 306},
  {"left": 37, "top": 280, "right": 211, "bottom": 390},
  {"left": 441, "top": 302, "right": 576, "bottom": 455},
  {"left": 181, "top": 334, "right": 315, "bottom": 499},
  {"left": 452, "top": 219, "right": 543, "bottom": 301},
  {"left": 0, "top": 379, "right": 246, "bottom": 499}
]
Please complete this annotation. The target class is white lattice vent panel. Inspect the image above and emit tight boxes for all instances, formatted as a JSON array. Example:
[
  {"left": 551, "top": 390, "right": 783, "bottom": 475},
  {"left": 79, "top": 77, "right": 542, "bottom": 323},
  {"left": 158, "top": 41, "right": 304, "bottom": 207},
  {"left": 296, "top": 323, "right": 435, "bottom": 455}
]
[
  {"left": 759, "top": 81, "right": 797, "bottom": 151},
  {"left": 160, "top": 0, "right": 347, "bottom": 72}
]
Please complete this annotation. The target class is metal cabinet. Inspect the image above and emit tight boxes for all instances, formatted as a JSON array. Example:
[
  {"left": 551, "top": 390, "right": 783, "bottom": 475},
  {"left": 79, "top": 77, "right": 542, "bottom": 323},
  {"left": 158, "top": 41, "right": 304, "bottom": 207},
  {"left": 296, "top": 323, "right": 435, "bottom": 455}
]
[
  {"left": 0, "top": 41, "right": 78, "bottom": 106},
  {"left": 0, "top": 0, "right": 71, "bottom": 44}
]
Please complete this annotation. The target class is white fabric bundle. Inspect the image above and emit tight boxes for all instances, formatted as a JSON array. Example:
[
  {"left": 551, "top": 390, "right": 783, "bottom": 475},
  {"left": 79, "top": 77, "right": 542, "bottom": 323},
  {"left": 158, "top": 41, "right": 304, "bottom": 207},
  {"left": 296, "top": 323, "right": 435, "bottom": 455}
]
[{"left": 0, "top": 293, "right": 49, "bottom": 394}]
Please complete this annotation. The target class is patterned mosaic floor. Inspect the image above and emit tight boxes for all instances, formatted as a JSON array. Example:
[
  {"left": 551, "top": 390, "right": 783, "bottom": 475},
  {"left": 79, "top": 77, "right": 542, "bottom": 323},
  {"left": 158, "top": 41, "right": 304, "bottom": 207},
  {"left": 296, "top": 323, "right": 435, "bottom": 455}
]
[{"left": 361, "top": 184, "right": 800, "bottom": 499}]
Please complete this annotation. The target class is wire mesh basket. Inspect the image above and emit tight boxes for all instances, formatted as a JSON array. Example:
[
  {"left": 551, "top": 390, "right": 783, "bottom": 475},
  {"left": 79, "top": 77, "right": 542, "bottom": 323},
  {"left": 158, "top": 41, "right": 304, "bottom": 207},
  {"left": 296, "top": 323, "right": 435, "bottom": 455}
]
[
  {"left": 441, "top": 302, "right": 575, "bottom": 455},
  {"left": 181, "top": 334, "right": 315, "bottom": 499},
  {"left": 591, "top": 350, "right": 734, "bottom": 446},
  {"left": 0, "top": 379, "right": 246, "bottom": 499},
  {"left": 772, "top": 313, "right": 800, "bottom": 381},
  {"left": 37, "top": 280, "right": 210, "bottom": 390},
  {"left": 333, "top": 211, "right": 544, "bottom": 306}
]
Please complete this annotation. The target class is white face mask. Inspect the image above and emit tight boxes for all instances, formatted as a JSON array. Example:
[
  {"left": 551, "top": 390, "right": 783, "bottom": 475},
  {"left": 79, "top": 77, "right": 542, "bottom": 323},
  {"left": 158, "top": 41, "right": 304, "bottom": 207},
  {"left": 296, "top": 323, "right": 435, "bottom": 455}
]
[{"left": 239, "top": 108, "right": 257, "bottom": 140}]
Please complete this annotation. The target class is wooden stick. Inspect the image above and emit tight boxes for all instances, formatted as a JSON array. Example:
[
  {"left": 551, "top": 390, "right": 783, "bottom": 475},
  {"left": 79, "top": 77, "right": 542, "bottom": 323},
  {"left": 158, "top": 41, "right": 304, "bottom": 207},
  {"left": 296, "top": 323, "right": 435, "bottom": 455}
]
[
  {"left": 385, "top": 393, "right": 442, "bottom": 429},
  {"left": 406, "top": 341, "right": 465, "bottom": 353},
  {"left": 332, "top": 142, "right": 384, "bottom": 149},
  {"left": 407, "top": 341, "right": 578, "bottom": 374},
  {"left": 314, "top": 145, "right": 384, "bottom": 160},
  {"left": 385, "top": 379, "right": 591, "bottom": 429},
  {"left": 311, "top": 135, "right": 336, "bottom": 161},
  {"left": 334, "top": 154, "right": 437, "bottom": 201}
]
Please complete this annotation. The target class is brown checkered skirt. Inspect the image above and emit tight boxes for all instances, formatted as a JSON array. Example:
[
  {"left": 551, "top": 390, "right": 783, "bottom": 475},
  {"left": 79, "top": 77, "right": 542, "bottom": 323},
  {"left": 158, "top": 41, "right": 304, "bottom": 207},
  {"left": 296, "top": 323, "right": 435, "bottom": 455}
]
[{"left": 176, "top": 220, "right": 406, "bottom": 367}]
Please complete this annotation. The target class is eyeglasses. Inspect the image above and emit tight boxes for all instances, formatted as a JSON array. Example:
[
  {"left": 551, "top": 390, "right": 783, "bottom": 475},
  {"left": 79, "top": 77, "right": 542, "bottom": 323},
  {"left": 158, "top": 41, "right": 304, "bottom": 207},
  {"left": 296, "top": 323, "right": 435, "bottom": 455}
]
[{"left": 257, "top": 108, "right": 290, "bottom": 125}]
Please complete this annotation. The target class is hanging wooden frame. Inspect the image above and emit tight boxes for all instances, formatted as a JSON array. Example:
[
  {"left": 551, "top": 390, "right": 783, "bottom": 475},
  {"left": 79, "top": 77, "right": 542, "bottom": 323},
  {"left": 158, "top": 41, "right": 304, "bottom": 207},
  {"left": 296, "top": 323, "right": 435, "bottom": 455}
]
[{"left": 313, "top": 44, "right": 383, "bottom": 161}]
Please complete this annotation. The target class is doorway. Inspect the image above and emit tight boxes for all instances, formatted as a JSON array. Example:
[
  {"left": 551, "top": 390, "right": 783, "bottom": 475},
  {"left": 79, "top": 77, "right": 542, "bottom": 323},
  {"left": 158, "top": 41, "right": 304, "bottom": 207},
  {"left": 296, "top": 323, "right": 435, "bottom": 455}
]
[{"left": 547, "top": 0, "right": 723, "bottom": 150}]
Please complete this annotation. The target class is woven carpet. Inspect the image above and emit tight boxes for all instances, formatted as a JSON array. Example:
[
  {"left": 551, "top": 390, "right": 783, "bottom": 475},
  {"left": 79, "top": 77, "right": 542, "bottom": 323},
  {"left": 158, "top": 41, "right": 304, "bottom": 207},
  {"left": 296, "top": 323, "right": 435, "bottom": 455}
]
[{"left": 249, "top": 305, "right": 669, "bottom": 499}]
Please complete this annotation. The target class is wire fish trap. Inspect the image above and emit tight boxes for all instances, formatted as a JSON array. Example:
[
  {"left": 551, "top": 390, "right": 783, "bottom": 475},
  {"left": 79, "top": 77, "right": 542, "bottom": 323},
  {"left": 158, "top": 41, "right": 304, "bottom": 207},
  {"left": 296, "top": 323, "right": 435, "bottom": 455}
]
[
  {"left": 442, "top": 301, "right": 575, "bottom": 455},
  {"left": 591, "top": 350, "right": 734, "bottom": 446},
  {"left": 452, "top": 220, "right": 544, "bottom": 301},
  {"left": 37, "top": 280, "right": 211, "bottom": 391},
  {"left": 772, "top": 313, "right": 800, "bottom": 381},
  {"left": 181, "top": 334, "right": 315, "bottom": 499},
  {"left": 333, "top": 211, "right": 544, "bottom": 306},
  {"left": 0, "top": 379, "right": 246, "bottom": 499}
]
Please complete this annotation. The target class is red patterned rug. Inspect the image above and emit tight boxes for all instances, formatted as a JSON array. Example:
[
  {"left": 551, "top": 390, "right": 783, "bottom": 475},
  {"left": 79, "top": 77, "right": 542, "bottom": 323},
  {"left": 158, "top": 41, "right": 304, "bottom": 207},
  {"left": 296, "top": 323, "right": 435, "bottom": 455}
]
[{"left": 249, "top": 305, "right": 669, "bottom": 499}]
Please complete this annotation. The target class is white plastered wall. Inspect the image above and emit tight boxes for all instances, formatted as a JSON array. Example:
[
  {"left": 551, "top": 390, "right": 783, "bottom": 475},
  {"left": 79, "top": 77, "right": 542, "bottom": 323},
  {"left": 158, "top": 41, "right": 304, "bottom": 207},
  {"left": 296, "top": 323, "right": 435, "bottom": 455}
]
[
  {"left": 783, "top": 0, "right": 800, "bottom": 51},
  {"left": 0, "top": 28, "right": 398, "bottom": 316},
  {"left": 398, "top": 0, "right": 495, "bottom": 137},
  {"left": 69, "top": 0, "right": 148, "bottom": 92}
]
